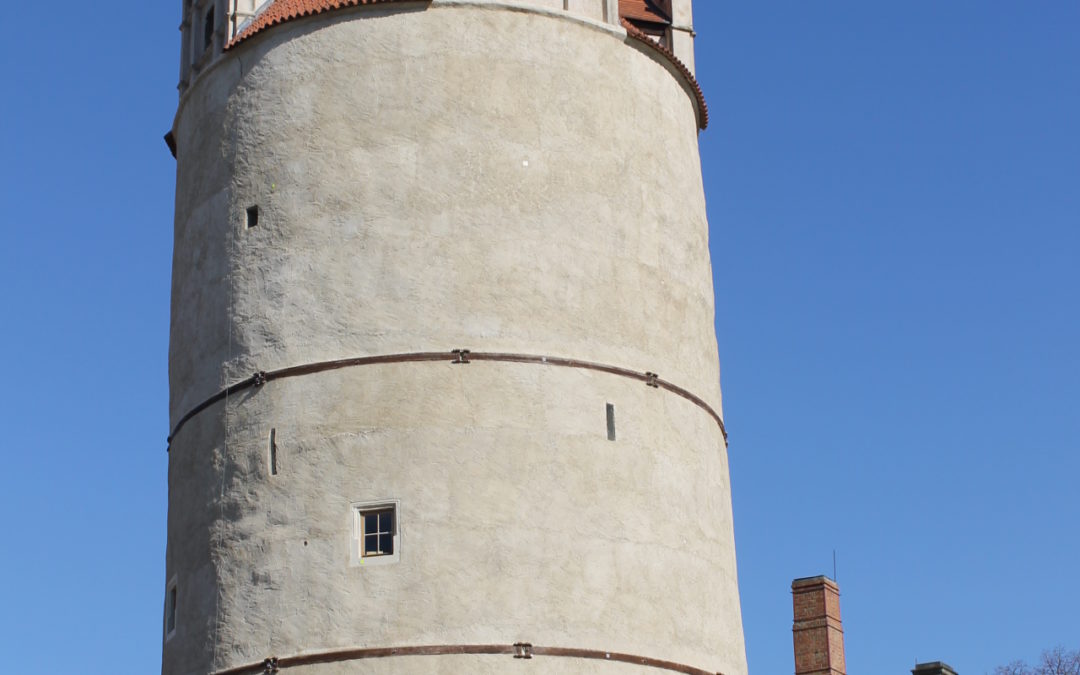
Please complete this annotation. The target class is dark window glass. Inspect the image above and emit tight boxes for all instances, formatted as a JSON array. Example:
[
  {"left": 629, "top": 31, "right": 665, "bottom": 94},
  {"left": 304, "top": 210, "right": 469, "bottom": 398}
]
[
  {"left": 360, "top": 508, "right": 395, "bottom": 557},
  {"left": 364, "top": 534, "right": 380, "bottom": 555},
  {"left": 203, "top": 7, "right": 215, "bottom": 52}
]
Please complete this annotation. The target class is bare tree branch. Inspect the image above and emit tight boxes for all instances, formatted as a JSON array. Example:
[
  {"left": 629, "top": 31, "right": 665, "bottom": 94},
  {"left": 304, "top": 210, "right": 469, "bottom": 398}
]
[{"left": 998, "top": 648, "right": 1080, "bottom": 675}]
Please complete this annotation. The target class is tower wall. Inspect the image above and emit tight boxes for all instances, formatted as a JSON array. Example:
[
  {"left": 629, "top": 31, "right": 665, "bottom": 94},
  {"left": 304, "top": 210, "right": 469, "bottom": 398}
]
[{"left": 165, "top": 4, "right": 745, "bottom": 675}]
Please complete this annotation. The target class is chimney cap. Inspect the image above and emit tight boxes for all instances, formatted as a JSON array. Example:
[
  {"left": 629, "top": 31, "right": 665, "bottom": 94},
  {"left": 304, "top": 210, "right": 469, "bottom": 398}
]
[
  {"left": 791, "top": 575, "right": 839, "bottom": 591},
  {"left": 913, "top": 662, "right": 959, "bottom": 675}
]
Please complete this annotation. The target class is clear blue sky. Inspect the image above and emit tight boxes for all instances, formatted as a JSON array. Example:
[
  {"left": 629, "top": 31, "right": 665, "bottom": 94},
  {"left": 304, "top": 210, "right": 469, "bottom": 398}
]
[{"left": 0, "top": 2, "right": 1076, "bottom": 674}]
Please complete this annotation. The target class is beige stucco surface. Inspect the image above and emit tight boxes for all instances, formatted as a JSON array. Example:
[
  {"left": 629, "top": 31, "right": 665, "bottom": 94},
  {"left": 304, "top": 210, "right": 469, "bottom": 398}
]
[{"left": 165, "top": 3, "right": 745, "bottom": 675}]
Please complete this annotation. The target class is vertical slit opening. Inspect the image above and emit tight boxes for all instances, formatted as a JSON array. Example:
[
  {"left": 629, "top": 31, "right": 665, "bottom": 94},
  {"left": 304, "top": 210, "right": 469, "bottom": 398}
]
[
  {"left": 606, "top": 403, "right": 616, "bottom": 441},
  {"left": 269, "top": 428, "right": 278, "bottom": 475},
  {"left": 245, "top": 205, "right": 259, "bottom": 229},
  {"left": 165, "top": 584, "right": 177, "bottom": 636}
]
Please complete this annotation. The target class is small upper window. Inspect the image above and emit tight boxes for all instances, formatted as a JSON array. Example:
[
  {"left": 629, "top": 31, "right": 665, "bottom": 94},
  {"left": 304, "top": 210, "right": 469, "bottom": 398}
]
[
  {"left": 352, "top": 502, "right": 400, "bottom": 566},
  {"left": 203, "top": 7, "right": 215, "bottom": 52},
  {"left": 619, "top": 0, "right": 672, "bottom": 48},
  {"left": 634, "top": 23, "right": 670, "bottom": 47}
]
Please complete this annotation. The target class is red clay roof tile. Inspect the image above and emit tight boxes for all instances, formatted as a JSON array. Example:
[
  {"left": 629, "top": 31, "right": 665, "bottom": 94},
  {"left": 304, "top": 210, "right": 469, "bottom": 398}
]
[
  {"left": 621, "top": 19, "right": 709, "bottom": 130},
  {"left": 227, "top": 0, "right": 417, "bottom": 49},
  {"left": 618, "top": 0, "right": 671, "bottom": 25}
]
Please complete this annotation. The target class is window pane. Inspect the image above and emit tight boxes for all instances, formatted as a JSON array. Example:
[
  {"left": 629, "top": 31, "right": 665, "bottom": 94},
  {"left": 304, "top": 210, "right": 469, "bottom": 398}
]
[
  {"left": 364, "top": 513, "right": 380, "bottom": 537},
  {"left": 364, "top": 534, "right": 380, "bottom": 556},
  {"left": 382, "top": 532, "right": 393, "bottom": 555},
  {"left": 382, "top": 510, "right": 394, "bottom": 536}
]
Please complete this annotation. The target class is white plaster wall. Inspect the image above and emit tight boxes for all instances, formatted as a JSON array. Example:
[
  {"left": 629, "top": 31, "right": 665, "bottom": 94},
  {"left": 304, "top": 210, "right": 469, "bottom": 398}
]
[
  {"left": 165, "top": 367, "right": 743, "bottom": 675},
  {"left": 165, "top": 4, "right": 740, "bottom": 675},
  {"left": 170, "top": 3, "right": 717, "bottom": 425}
]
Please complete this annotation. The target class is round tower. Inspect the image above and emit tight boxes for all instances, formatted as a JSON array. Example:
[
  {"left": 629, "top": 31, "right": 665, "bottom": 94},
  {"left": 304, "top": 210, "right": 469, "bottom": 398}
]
[{"left": 163, "top": 1, "right": 746, "bottom": 674}]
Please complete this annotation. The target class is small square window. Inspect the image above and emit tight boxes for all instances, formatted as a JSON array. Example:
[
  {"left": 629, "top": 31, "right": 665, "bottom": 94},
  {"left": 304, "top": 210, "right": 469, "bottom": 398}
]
[{"left": 351, "top": 501, "right": 400, "bottom": 566}]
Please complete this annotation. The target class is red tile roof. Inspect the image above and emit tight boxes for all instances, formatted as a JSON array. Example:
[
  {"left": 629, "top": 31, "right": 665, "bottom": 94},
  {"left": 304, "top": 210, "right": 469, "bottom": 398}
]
[
  {"left": 618, "top": 0, "right": 671, "bottom": 25},
  {"left": 621, "top": 19, "right": 709, "bottom": 130},
  {"left": 226, "top": 0, "right": 707, "bottom": 129},
  {"left": 227, "top": 0, "right": 416, "bottom": 49}
]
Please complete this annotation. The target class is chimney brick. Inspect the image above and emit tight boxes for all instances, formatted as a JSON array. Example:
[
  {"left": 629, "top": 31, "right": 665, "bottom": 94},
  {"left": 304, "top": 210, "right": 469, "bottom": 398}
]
[{"left": 792, "top": 576, "right": 846, "bottom": 675}]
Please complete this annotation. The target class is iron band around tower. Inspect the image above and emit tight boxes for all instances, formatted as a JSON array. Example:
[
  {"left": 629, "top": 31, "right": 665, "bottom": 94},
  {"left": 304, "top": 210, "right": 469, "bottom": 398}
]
[
  {"left": 167, "top": 350, "right": 727, "bottom": 447},
  {"left": 213, "top": 642, "right": 727, "bottom": 675}
]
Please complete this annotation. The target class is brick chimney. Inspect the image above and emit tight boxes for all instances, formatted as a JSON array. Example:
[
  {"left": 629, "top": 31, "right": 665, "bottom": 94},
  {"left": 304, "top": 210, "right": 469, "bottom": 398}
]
[
  {"left": 914, "top": 663, "right": 958, "bottom": 675},
  {"left": 792, "top": 576, "right": 846, "bottom": 675}
]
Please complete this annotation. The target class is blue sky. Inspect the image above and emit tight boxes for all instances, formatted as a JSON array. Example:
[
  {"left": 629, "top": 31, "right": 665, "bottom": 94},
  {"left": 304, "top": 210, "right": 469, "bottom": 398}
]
[{"left": 0, "top": 2, "right": 1076, "bottom": 674}]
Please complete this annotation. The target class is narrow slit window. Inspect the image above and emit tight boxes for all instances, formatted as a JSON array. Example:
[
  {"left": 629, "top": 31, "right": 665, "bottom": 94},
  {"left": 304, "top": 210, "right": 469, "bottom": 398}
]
[
  {"left": 606, "top": 403, "right": 616, "bottom": 441},
  {"left": 165, "top": 581, "right": 178, "bottom": 638},
  {"left": 245, "top": 205, "right": 259, "bottom": 229},
  {"left": 268, "top": 428, "right": 278, "bottom": 475}
]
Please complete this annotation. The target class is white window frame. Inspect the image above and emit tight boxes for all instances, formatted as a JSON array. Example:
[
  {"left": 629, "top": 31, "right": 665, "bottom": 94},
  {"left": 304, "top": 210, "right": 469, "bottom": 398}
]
[{"left": 350, "top": 500, "right": 400, "bottom": 567}]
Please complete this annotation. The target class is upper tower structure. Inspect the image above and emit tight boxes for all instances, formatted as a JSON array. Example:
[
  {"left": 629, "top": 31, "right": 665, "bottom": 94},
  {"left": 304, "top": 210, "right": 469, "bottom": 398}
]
[{"left": 164, "top": 1, "right": 745, "bottom": 674}]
